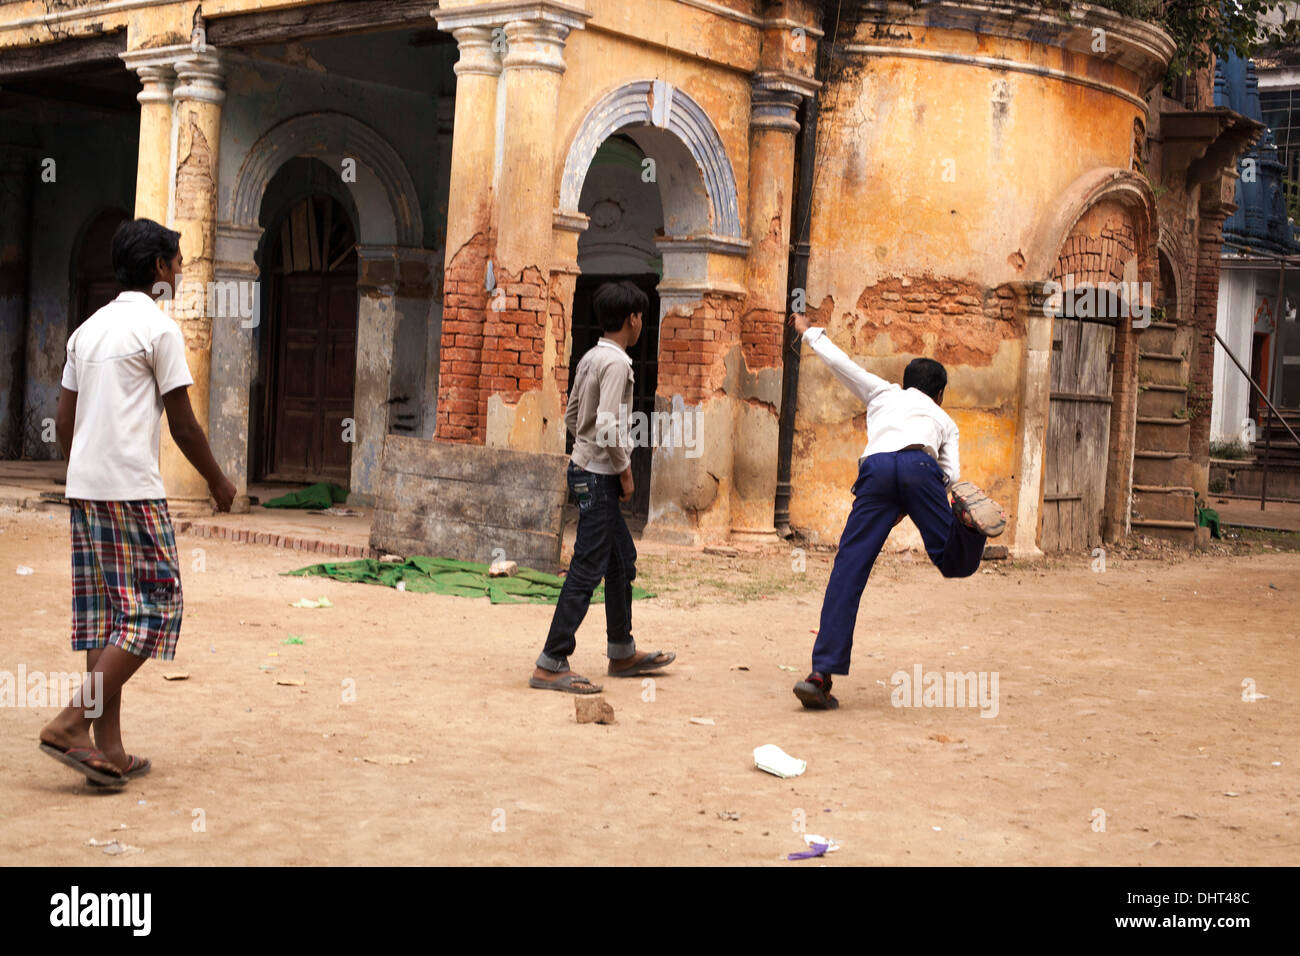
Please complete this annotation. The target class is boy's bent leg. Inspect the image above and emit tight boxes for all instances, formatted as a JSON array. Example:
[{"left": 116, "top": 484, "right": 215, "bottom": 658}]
[
  {"left": 538, "top": 469, "right": 616, "bottom": 671},
  {"left": 602, "top": 489, "right": 676, "bottom": 676},
  {"left": 811, "top": 457, "right": 901, "bottom": 676},
  {"left": 43, "top": 499, "right": 173, "bottom": 777},
  {"left": 40, "top": 645, "right": 147, "bottom": 767},
  {"left": 86, "top": 647, "right": 126, "bottom": 766},
  {"left": 602, "top": 487, "right": 636, "bottom": 659},
  {"left": 897, "top": 451, "right": 985, "bottom": 578}
]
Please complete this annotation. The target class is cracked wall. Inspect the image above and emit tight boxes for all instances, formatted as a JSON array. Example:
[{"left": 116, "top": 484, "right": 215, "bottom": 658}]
[{"left": 789, "top": 2, "right": 1165, "bottom": 548}]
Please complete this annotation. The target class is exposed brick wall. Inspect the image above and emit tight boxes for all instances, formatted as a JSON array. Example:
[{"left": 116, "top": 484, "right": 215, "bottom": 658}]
[
  {"left": 657, "top": 293, "right": 743, "bottom": 404},
  {"left": 548, "top": 271, "right": 576, "bottom": 406},
  {"left": 1051, "top": 208, "right": 1136, "bottom": 286},
  {"left": 739, "top": 307, "right": 784, "bottom": 370},
  {"left": 479, "top": 265, "right": 548, "bottom": 414},
  {"left": 805, "top": 277, "right": 1023, "bottom": 368},
  {"left": 436, "top": 233, "right": 492, "bottom": 443}
]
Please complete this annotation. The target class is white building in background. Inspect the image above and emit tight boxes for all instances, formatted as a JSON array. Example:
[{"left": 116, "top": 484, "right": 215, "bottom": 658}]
[{"left": 1210, "top": 37, "right": 1300, "bottom": 446}]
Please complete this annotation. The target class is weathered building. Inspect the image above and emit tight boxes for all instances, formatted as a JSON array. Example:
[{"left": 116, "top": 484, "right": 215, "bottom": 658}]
[
  {"left": 0, "top": 0, "right": 1262, "bottom": 559},
  {"left": 1209, "top": 45, "right": 1300, "bottom": 500}
]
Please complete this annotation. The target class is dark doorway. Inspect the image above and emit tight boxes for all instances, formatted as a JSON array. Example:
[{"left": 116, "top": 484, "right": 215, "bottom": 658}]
[
  {"left": 72, "top": 207, "right": 130, "bottom": 331},
  {"left": 259, "top": 194, "right": 358, "bottom": 484},
  {"left": 568, "top": 273, "right": 660, "bottom": 517},
  {"left": 1251, "top": 331, "right": 1269, "bottom": 424}
]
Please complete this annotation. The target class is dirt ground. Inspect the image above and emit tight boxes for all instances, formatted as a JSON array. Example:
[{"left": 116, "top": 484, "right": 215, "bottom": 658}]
[{"left": 1, "top": 505, "right": 1297, "bottom": 866}]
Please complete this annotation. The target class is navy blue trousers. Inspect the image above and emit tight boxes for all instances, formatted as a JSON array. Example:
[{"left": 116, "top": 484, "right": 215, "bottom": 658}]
[{"left": 812, "top": 448, "right": 985, "bottom": 676}]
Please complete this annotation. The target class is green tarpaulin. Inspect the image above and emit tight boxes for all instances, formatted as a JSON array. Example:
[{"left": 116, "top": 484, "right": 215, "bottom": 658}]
[
  {"left": 283, "top": 555, "right": 654, "bottom": 605},
  {"left": 1196, "top": 502, "right": 1221, "bottom": 539},
  {"left": 262, "top": 482, "right": 350, "bottom": 510}
]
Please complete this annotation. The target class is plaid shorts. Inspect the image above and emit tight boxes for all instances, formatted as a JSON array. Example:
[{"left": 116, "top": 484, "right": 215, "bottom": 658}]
[{"left": 70, "top": 499, "right": 183, "bottom": 660}]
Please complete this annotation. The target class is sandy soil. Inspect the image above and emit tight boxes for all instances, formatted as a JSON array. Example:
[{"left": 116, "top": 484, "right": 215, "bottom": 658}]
[{"left": 1, "top": 506, "right": 1297, "bottom": 866}]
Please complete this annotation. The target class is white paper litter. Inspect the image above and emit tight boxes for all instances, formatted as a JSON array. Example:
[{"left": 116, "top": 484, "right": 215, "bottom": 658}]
[
  {"left": 753, "top": 744, "right": 806, "bottom": 778},
  {"left": 16, "top": 566, "right": 33, "bottom": 575},
  {"left": 87, "top": 838, "right": 139, "bottom": 856},
  {"left": 290, "top": 596, "right": 333, "bottom": 608},
  {"left": 804, "top": 833, "right": 840, "bottom": 852},
  {"left": 689, "top": 717, "right": 715, "bottom": 726}
]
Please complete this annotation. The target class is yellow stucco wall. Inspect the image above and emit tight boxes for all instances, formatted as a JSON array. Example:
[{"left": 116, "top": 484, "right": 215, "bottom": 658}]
[{"left": 791, "top": 4, "right": 1170, "bottom": 545}]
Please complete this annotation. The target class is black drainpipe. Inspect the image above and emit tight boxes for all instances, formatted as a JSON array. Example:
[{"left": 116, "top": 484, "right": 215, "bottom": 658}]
[{"left": 774, "top": 82, "right": 823, "bottom": 537}]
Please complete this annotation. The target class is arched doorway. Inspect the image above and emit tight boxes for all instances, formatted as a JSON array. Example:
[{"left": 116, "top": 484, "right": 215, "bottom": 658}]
[
  {"left": 571, "top": 134, "right": 665, "bottom": 516},
  {"left": 1041, "top": 201, "right": 1139, "bottom": 552},
  {"left": 557, "top": 80, "right": 743, "bottom": 532},
  {"left": 71, "top": 207, "right": 130, "bottom": 331},
  {"left": 257, "top": 192, "right": 359, "bottom": 483}
]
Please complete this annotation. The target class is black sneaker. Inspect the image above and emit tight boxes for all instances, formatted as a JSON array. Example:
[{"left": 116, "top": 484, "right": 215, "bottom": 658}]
[{"left": 793, "top": 671, "right": 839, "bottom": 710}]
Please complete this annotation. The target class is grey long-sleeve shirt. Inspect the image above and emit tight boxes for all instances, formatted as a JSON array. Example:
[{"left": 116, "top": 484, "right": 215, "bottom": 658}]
[{"left": 567, "top": 338, "right": 634, "bottom": 475}]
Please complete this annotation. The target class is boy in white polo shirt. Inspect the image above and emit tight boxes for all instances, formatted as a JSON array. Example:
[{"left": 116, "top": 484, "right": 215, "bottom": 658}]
[
  {"left": 38, "top": 218, "right": 235, "bottom": 787},
  {"left": 788, "top": 311, "right": 1006, "bottom": 710}
]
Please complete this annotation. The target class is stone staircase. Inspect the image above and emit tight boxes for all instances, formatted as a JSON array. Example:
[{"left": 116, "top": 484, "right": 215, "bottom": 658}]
[{"left": 1131, "top": 320, "right": 1197, "bottom": 546}]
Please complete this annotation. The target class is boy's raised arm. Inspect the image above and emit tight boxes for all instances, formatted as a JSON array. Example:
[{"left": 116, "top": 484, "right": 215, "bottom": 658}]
[{"left": 790, "top": 314, "right": 891, "bottom": 407}]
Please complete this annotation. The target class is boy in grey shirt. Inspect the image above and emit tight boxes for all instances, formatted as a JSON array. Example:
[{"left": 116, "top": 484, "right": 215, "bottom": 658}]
[{"left": 530, "top": 281, "right": 676, "bottom": 693}]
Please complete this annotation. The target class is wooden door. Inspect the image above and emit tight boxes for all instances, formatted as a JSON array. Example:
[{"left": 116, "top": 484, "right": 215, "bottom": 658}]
[
  {"left": 568, "top": 274, "right": 661, "bottom": 517},
  {"left": 264, "top": 195, "right": 358, "bottom": 484},
  {"left": 73, "top": 208, "right": 130, "bottom": 330},
  {"left": 1041, "top": 316, "right": 1115, "bottom": 552}
]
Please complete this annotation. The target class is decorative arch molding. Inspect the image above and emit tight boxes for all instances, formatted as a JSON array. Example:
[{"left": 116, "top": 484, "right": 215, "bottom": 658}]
[
  {"left": 558, "top": 80, "right": 742, "bottom": 240},
  {"left": 225, "top": 111, "right": 422, "bottom": 247},
  {"left": 1026, "top": 167, "right": 1158, "bottom": 280},
  {"left": 1156, "top": 229, "right": 1189, "bottom": 322}
]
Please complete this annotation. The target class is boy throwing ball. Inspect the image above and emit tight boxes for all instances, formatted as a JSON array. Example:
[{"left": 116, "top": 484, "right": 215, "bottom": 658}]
[{"left": 788, "top": 311, "right": 1005, "bottom": 710}]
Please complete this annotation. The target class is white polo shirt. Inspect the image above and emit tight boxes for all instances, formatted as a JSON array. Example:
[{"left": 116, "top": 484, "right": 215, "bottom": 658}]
[
  {"left": 61, "top": 291, "right": 194, "bottom": 500},
  {"left": 804, "top": 326, "right": 960, "bottom": 486}
]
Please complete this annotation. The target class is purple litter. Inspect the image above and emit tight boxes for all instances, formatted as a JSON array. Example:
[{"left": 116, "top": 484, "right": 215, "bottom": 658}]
[{"left": 786, "top": 842, "right": 829, "bottom": 861}]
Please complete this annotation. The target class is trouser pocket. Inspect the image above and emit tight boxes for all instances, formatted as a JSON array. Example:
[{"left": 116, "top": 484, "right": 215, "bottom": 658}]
[
  {"left": 136, "top": 574, "right": 179, "bottom": 608},
  {"left": 569, "top": 465, "right": 598, "bottom": 514}
]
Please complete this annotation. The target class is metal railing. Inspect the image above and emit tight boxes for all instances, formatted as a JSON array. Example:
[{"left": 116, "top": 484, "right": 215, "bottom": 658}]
[{"left": 1214, "top": 332, "right": 1300, "bottom": 509}]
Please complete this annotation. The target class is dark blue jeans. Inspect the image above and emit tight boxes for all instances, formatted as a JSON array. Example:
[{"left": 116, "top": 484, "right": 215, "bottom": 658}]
[
  {"left": 538, "top": 463, "right": 637, "bottom": 669},
  {"left": 812, "top": 448, "right": 985, "bottom": 676}
]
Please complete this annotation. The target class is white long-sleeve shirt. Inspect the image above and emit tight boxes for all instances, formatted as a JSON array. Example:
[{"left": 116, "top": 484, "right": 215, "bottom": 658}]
[{"left": 804, "top": 326, "right": 960, "bottom": 486}]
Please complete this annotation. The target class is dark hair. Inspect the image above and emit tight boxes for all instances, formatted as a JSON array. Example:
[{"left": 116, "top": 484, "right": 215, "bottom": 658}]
[
  {"left": 593, "top": 280, "right": 648, "bottom": 334},
  {"left": 903, "top": 357, "right": 947, "bottom": 401},
  {"left": 111, "top": 218, "right": 181, "bottom": 290}
]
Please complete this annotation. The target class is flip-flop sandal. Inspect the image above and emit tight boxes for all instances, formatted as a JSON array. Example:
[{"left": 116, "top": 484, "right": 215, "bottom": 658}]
[
  {"left": 38, "top": 742, "right": 127, "bottom": 788},
  {"left": 949, "top": 481, "right": 1007, "bottom": 538},
  {"left": 88, "top": 755, "right": 150, "bottom": 788},
  {"left": 607, "top": 650, "right": 676, "bottom": 677},
  {"left": 529, "top": 672, "right": 604, "bottom": 695}
]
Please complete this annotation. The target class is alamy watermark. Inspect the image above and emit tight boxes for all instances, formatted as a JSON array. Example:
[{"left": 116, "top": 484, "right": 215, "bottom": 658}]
[
  {"left": 890, "top": 664, "right": 999, "bottom": 718},
  {"left": 1043, "top": 275, "right": 1152, "bottom": 329},
  {"left": 596, "top": 402, "right": 703, "bottom": 458},
  {"left": 1, "top": 667, "right": 104, "bottom": 718},
  {"left": 153, "top": 278, "right": 260, "bottom": 328}
]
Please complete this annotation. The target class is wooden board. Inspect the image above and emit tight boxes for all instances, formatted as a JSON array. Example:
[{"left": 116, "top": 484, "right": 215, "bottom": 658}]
[
  {"left": 1041, "top": 316, "right": 1114, "bottom": 552},
  {"left": 370, "top": 436, "right": 570, "bottom": 571}
]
